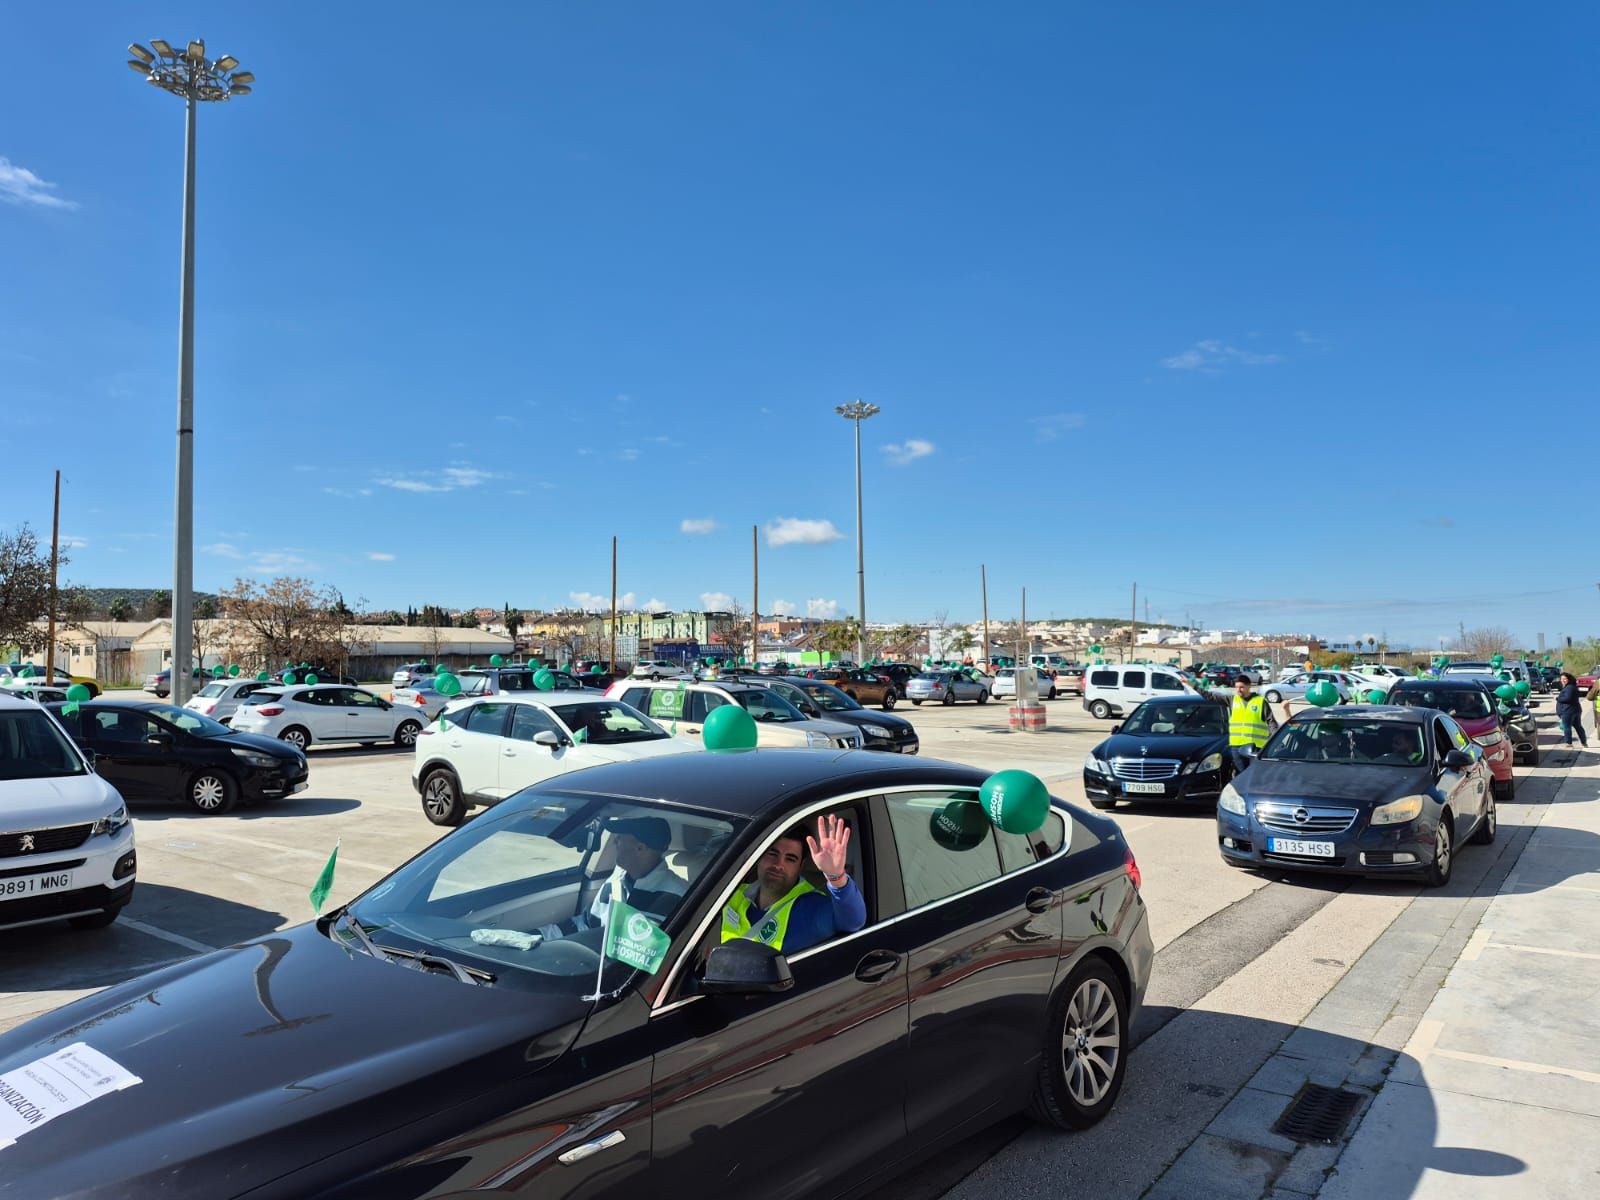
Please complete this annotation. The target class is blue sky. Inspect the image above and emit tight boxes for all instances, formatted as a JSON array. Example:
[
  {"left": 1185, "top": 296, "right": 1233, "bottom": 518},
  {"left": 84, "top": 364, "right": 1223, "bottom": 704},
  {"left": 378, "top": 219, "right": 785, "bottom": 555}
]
[{"left": 3, "top": 2, "right": 1596, "bottom": 648}]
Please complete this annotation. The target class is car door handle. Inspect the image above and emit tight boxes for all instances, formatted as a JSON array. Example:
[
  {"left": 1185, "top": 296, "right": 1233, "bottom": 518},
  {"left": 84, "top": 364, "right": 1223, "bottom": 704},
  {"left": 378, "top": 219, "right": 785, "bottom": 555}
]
[
  {"left": 854, "top": 949, "right": 900, "bottom": 983},
  {"left": 558, "top": 1129, "right": 626, "bottom": 1165},
  {"left": 503, "top": 747, "right": 518, "bottom": 756},
  {"left": 1024, "top": 886, "right": 1054, "bottom": 915},
  {"left": 683, "top": 726, "right": 701, "bottom": 735}
]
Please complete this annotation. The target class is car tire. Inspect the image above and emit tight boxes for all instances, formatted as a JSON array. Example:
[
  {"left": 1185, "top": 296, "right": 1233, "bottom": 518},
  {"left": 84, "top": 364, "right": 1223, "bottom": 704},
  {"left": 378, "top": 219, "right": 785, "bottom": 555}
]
[
  {"left": 1472, "top": 793, "right": 1497, "bottom": 844},
  {"left": 1089, "top": 700, "right": 1112, "bottom": 720},
  {"left": 1028, "top": 956, "right": 1129, "bottom": 1130},
  {"left": 188, "top": 770, "right": 237, "bottom": 815},
  {"left": 1493, "top": 775, "right": 1515, "bottom": 803},
  {"left": 882, "top": 694, "right": 896, "bottom": 711},
  {"left": 280, "top": 726, "right": 311, "bottom": 751},
  {"left": 911, "top": 699, "right": 923, "bottom": 706},
  {"left": 1424, "top": 812, "right": 1454, "bottom": 888},
  {"left": 977, "top": 690, "right": 990, "bottom": 705},
  {"left": 1265, "top": 690, "right": 1282, "bottom": 705},
  {"left": 943, "top": 689, "right": 956, "bottom": 707},
  {"left": 1523, "top": 746, "right": 1540, "bottom": 767},
  {"left": 69, "top": 907, "right": 122, "bottom": 931},
  {"left": 421, "top": 769, "right": 467, "bottom": 826},
  {"left": 395, "top": 719, "right": 423, "bottom": 748}
]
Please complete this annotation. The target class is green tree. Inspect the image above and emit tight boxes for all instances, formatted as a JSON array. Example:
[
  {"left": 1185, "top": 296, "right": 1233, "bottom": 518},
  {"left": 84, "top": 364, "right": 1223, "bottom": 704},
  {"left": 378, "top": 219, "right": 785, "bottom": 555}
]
[
  {"left": 144, "top": 589, "right": 172, "bottom": 620},
  {"left": 816, "top": 619, "right": 861, "bottom": 660},
  {"left": 503, "top": 603, "right": 523, "bottom": 641},
  {"left": 108, "top": 595, "right": 133, "bottom": 622},
  {"left": 0, "top": 524, "right": 59, "bottom": 651}
]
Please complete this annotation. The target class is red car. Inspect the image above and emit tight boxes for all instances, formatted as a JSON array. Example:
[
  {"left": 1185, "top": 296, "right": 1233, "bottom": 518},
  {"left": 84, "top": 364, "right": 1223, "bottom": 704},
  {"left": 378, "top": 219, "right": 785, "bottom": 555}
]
[
  {"left": 1388, "top": 678, "right": 1517, "bottom": 802},
  {"left": 1577, "top": 668, "right": 1598, "bottom": 690}
]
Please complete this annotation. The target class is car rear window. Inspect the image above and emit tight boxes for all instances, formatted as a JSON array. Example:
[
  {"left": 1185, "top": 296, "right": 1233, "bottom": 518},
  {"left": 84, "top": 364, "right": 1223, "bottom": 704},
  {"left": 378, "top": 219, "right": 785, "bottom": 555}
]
[{"left": 1390, "top": 685, "right": 1491, "bottom": 720}]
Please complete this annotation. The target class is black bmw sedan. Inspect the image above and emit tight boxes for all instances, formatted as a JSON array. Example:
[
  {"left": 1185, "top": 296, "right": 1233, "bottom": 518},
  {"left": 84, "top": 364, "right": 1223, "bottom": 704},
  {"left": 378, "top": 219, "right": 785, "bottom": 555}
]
[
  {"left": 1216, "top": 705, "right": 1494, "bottom": 887},
  {"left": 47, "top": 699, "right": 308, "bottom": 815},
  {"left": 1083, "top": 696, "right": 1231, "bottom": 809},
  {"left": 0, "top": 750, "right": 1150, "bottom": 1199},
  {"left": 767, "top": 675, "right": 921, "bottom": 753}
]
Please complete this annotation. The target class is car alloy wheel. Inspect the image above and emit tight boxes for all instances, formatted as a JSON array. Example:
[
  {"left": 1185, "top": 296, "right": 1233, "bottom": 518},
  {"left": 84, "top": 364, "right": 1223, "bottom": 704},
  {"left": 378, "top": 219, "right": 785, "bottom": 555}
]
[
  {"left": 421, "top": 770, "right": 466, "bottom": 826},
  {"left": 189, "top": 771, "right": 236, "bottom": 814},
  {"left": 1425, "top": 814, "right": 1454, "bottom": 888},
  {"left": 943, "top": 689, "right": 956, "bottom": 706},
  {"left": 1472, "top": 793, "right": 1497, "bottom": 844},
  {"left": 1265, "top": 690, "right": 1282, "bottom": 704},
  {"left": 1029, "top": 957, "right": 1128, "bottom": 1129},
  {"left": 1063, "top": 975, "right": 1121, "bottom": 1108},
  {"left": 280, "top": 727, "right": 310, "bottom": 751},
  {"left": 395, "top": 720, "right": 422, "bottom": 747}
]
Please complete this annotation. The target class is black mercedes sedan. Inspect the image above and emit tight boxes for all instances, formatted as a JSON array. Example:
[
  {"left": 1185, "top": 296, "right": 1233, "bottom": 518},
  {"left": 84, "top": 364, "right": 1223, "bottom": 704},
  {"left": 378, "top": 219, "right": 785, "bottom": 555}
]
[
  {"left": 0, "top": 750, "right": 1150, "bottom": 1199},
  {"left": 766, "top": 675, "right": 921, "bottom": 753},
  {"left": 1082, "top": 696, "right": 1230, "bottom": 809},
  {"left": 47, "top": 699, "right": 308, "bottom": 814},
  {"left": 1216, "top": 705, "right": 1494, "bottom": 887}
]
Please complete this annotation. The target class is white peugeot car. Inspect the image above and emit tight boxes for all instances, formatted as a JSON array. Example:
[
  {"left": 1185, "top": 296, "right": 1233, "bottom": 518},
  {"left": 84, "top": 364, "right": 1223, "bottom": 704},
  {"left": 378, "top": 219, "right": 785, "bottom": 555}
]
[
  {"left": 230, "top": 683, "right": 425, "bottom": 751},
  {"left": 0, "top": 691, "right": 136, "bottom": 931},
  {"left": 185, "top": 678, "right": 279, "bottom": 726},
  {"left": 411, "top": 693, "right": 700, "bottom": 825}
]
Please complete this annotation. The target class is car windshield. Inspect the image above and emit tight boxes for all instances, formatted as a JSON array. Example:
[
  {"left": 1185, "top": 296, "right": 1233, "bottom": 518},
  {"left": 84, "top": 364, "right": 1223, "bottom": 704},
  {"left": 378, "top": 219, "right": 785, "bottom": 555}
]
[
  {"left": 345, "top": 793, "right": 741, "bottom": 994},
  {"left": 552, "top": 700, "right": 669, "bottom": 743},
  {"left": 1121, "top": 702, "right": 1226, "bottom": 736},
  {"left": 1264, "top": 719, "right": 1426, "bottom": 765},
  {"left": 796, "top": 682, "right": 860, "bottom": 712},
  {"left": 142, "top": 703, "right": 235, "bottom": 738},
  {"left": 0, "top": 709, "right": 86, "bottom": 780},
  {"left": 1390, "top": 686, "right": 1492, "bottom": 720},
  {"left": 733, "top": 688, "right": 807, "bottom": 722}
]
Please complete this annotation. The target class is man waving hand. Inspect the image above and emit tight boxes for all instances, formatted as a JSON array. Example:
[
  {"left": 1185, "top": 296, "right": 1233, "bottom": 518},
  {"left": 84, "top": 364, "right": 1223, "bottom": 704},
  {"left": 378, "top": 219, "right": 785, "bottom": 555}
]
[{"left": 721, "top": 813, "right": 866, "bottom": 954}]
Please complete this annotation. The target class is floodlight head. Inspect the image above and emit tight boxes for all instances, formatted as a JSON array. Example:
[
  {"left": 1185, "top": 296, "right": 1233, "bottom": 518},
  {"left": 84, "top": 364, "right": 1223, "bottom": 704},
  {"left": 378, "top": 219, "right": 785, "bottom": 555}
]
[
  {"left": 127, "top": 59, "right": 152, "bottom": 74},
  {"left": 186, "top": 39, "right": 205, "bottom": 62},
  {"left": 149, "top": 38, "right": 174, "bottom": 57},
  {"left": 128, "top": 43, "right": 155, "bottom": 63},
  {"left": 214, "top": 54, "right": 238, "bottom": 71}
]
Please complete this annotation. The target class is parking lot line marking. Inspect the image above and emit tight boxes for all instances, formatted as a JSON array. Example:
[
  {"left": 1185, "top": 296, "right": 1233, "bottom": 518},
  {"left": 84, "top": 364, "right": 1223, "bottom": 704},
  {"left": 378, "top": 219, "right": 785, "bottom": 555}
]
[
  {"left": 1433, "top": 1047, "right": 1600, "bottom": 1086},
  {"left": 118, "top": 917, "right": 216, "bottom": 954},
  {"left": 1460, "top": 927, "right": 1492, "bottom": 961},
  {"left": 1485, "top": 941, "right": 1600, "bottom": 962},
  {"left": 1402, "top": 1017, "right": 1443, "bottom": 1063},
  {"left": 161, "top": 827, "right": 394, "bottom": 874}
]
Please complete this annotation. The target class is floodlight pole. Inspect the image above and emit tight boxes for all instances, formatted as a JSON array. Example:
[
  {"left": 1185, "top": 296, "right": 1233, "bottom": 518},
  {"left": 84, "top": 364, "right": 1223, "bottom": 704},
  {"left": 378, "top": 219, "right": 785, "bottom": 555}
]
[
  {"left": 172, "top": 92, "right": 197, "bottom": 703},
  {"left": 836, "top": 400, "right": 879, "bottom": 665}
]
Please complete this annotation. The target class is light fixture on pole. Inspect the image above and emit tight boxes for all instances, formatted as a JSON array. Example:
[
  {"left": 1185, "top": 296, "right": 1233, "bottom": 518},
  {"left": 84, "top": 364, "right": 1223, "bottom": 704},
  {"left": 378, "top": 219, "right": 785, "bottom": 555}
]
[
  {"left": 127, "top": 37, "right": 253, "bottom": 704},
  {"left": 835, "top": 400, "right": 879, "bottom": 665}
]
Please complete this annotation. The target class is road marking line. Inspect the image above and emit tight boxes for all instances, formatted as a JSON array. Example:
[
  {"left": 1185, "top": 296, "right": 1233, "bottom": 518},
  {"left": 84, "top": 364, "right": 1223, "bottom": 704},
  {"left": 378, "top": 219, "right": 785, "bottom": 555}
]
[
  {"left": 118, "top": 917, "right": 216, "bottom": 954},
  {"left": 1460, "top": 927, "right": 1492, "bottom": 961},
  {"left": 1403, "top": 1017, "right": 1443, "bottom": 1063},
  {"left": 1486, "top": 941, "right": 1600, "bottom": 962},
  {"left": 160, "top": 826, "right": 393, "bottom": 874},
  {"left": 1432, "top": 1048, "right": 1600, "bottom": 1086}
]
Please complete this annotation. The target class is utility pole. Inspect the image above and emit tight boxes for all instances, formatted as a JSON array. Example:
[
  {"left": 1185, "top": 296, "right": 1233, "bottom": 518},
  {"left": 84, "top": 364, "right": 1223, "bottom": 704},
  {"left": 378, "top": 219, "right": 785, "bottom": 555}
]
[
  {"left": 45, "top": 470, "right": 60, "bottom": 684},
  {"left": 1021, "top": 587, "right": 1028, "bottom": 663},
  {"left": 981, "top": 564, "right": 990, "bottom": 670},
  {"left": 836, "top": 400, "right": 879, "bottom": 666},
  {"left": 608, "top": 535, "right": 617, "bottom": 672},
  {"left": 751, "top": 524, "right": 759, "bottom": 666},
  {"left": 1130, "top": 582, "right": 1138, "bottom": 663}
]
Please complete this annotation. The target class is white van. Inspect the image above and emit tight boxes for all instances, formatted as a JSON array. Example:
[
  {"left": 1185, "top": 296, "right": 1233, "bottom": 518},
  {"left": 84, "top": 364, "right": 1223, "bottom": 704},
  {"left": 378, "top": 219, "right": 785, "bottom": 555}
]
[{"left": 1083, "top": 664, "right": 1195, "bottom": 719}]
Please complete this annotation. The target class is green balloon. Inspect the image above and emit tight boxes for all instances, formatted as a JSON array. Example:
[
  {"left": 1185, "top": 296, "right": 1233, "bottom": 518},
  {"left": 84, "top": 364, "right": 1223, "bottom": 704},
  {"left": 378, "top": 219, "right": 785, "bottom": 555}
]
[
  {"left": 282, "top": 671, "right": 299, "bottom": 685},
  {"left": 1495, "top": 684, "right": 1516, "bottom": 702},
  {"left": 533, "top": 669, "right": 554, "bottom": 691},
  {"left": 929, "top": 799, "right": 991, "bottom": 852},
  {"left": 490, "top": 654, "right": 505, "bottom": 668},
  {"left": 212, "top": 664, "right": 225, "bottom": 678},
  {"left": 65, "top": 683, "right": 91, "bottom": 703},
  {"left": 1305, "top": 681, "right": 1339, "bottom": 707},
  {"left": 1366, "top": 689, "right": 1387, "bottom": 704},
  {"left": 1490, "top": 655, "right": 1504, "bottom": 668},
  {"left": 702, "top": 703, "right": 758, "bottom": 751},
  {"left": 227, "top": 664, "right": 241, "bottom": 677},
  {"left": 590, "top": 663, "right": 603, "bottom": 673},
  {"left": 305, "top": 672, "right": 320, "bottom": 685},
  {"left": 256, "top": 671, "right": 270, "bottom": 681},
  {"left": 1514, "top": 681, "right": 1531, "bottom": 697},
  {"left": 980, "top": 769, "right": 1050, "bottom": 835},
  {"left": 435, "top": 672, "right": 462, "bottom": 696}
]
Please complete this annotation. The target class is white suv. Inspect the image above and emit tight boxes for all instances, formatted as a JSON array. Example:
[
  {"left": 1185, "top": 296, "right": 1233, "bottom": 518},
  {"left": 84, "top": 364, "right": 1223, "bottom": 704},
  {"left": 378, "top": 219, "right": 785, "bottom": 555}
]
[
  {"left": 606, "top": 679, "right": 865, "bottom": 750},
  {"left": 0, "top": 692, "right": 136, "bottom": 931},
  {"left": 411, "top": 693, "right": 699, "bottom": 825},
  {"left": 632, "top": 660, "right": 683, "bottom": 680},
  {"left": 230, "top": 684, "right": 425, "bottom": 751}
]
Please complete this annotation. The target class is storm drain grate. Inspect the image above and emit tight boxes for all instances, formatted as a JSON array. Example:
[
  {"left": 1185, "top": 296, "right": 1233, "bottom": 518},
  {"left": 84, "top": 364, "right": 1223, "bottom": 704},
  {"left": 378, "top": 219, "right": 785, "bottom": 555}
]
[{"left": 1272, "top": 1084, "right": 1363, "bottom": 1143}]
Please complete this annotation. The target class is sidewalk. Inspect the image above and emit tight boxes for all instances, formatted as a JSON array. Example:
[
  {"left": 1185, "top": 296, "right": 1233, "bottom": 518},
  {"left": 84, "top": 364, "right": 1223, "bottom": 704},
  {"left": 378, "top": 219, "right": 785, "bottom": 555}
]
[{"left": 1320, "top": 747, "right": 1600, "bottom": 1198}]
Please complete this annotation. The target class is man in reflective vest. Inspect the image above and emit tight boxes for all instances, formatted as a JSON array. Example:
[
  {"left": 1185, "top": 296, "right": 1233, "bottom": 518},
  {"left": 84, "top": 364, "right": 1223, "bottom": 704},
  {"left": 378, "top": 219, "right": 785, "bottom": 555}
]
[
  {"left": 721, "top": 814, "right": 866, "bottom": 954},
  {"left": 1229, "top": 676, "right": 1281, "bottom": 774}
]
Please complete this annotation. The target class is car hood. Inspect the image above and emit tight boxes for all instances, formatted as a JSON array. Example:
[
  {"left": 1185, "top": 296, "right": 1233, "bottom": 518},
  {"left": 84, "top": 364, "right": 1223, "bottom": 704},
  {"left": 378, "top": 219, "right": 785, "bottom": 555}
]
[
  {"left": 1098, "top": 731, "right": 1226, "bottom": 760},
  {"left": 819, "top": 710, "right": 916, "bottom": 734},
  {"left": 0, "top": 923, "right": 589, "bottom": 1197},
  {"left": 1239, "top": 758, "right": 1424, "bottom": 805},
  {"left": 213, "top": 730, "right": 304, "bottom": 758},
  {"left": 0, "top": 770, "right": 122, "bottom": 828}
]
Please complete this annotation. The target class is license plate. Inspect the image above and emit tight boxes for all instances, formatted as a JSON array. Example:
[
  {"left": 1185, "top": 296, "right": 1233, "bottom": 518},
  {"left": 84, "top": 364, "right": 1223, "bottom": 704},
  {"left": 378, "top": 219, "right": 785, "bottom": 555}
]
[
  {"left": 1123, "top": 781, "right": 1166, "bottom": 794},
  {"left": 1268, "top": 838, "right": 1335, "bottom": 858},
  {"left": 0, "top": 871, "right": 73, "bottom": 898}
]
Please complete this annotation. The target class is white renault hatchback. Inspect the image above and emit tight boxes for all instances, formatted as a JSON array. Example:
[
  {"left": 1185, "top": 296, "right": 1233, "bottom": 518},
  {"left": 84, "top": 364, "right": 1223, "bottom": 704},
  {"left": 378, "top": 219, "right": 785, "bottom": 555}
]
[
  {"left": 411, "top": 693, "right": 700, "bottom": 825},
  {"left": 0, "top": 692, "right": 136, "bottom": 931},
  {"left": 230, "top": 684, "right": 425, "bottom": 751}
]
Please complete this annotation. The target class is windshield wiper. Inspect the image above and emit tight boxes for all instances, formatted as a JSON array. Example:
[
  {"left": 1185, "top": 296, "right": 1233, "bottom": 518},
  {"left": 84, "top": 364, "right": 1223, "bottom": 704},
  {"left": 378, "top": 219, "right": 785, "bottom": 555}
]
[
  {"left": 333, "top": 910, "right": 394, "bottom": 964},
  {"left": 373, "top": 944, "right": 496, "bottom": 985}
]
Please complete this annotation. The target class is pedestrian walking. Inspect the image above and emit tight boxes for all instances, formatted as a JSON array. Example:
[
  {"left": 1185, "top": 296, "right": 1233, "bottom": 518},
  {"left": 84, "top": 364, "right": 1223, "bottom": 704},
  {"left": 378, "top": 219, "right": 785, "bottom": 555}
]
[{"left": 1555, "top": 671, "right": 1589, "bottom": 748}]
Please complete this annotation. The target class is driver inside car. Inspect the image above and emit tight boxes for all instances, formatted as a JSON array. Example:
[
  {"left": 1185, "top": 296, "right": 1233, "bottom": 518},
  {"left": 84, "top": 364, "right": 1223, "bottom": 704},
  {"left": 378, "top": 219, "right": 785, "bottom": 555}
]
[{"left": 537, "top": 817, "right": 685, "bottom": 944}]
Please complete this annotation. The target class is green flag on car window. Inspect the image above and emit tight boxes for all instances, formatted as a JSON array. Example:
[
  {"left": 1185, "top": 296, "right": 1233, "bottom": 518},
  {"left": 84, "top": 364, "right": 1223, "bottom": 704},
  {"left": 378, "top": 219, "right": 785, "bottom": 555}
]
[
  {"left": 309, "top": 841, "right": 339, "bottom": 914},
  {"left": 603, "top": 896, "right": 671, "bottom": 975}
]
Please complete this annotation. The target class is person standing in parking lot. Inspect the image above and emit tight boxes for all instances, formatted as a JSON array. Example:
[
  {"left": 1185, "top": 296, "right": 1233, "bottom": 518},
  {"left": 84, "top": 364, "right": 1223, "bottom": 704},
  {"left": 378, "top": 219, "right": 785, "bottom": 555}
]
[
  {"left": 1228, "top": 675, "right": 1283, "bottom": 773},
  {"left": 1556, "top": 672, "right": 1589, "bottom": 748}
]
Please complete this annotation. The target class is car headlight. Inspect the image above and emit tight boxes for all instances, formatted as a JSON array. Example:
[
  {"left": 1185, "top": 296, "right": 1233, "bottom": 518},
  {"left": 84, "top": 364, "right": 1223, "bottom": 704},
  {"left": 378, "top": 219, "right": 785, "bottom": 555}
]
[
  {"left": 860, "top": 724, "right": 891, "bottom": 739},
  {"left": 1473, "top": 730, "right": 1504, "bottom": 747},
  {"left": 231, "top": 747, "right": 282, "bottom": 768},
  {"left": 805, "top": 731, "right": 831, "bottom": 747},
  {"left": 1372, "top": 796, "right": 1425, "bottom": 825},
  {"left": 1084, "top": 754, "right": 1107, "bottom": 775},
  {"left": 1184, "top": 752, "right": 1224, "bottom": 775},
  {"left": 92, "top": 805, "right": 129, "bottom": 836},
  {"left": 1219, "top": 784, "right": 1246, "bottom": 816}
]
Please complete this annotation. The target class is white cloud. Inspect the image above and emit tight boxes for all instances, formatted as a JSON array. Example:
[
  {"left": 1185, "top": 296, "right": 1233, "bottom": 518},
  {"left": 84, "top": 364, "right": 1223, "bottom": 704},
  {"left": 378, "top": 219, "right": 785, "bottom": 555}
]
[
  {"left": 569, "top": 591, "right": 608, "bottom": 611},
  {"left": 680, "top": 518, "right": 718, "bottom": 535},
  {"left": 0, "top": 157, "right": 78, "bottom": 210},
  {"left": 374, "top": 463, "right": 495, "bottom": 493},
  {"left": 201, "top": 542, "right": 244, "bottom": 559},
  {"left": 883, "top": 438, "right": 935, "bottom": 466},
  {"left": 1162, "top": 339, "right": 1285, "bottom": 371},
  {"left": 1029, "top": 412, "right": 1087, "bottom": 442},
  {"left": 700, "top": 591, "right": 736, "bottom": 611},
  {"left": 766, "top": 517, "right": 843, "bottom": 547},
  {"left": 59, "top": 534, "right": 89, "bottom": 549},
  {"left": 246, "top": 550, "right": 313, "bottom": 573},
  {"left": 616, "top": 448, "right": 640, "bottom": 462},
  {"left": 770, "top": 599, "right": 798, "bottom": 616},
  {"left": 366, "top": 551, "right": 396, "bottom": 562},
  {"left": 643, "top": 597, "right": 670, "bottom": 613},
  {"left": 807, "top": 597, "right": 840, "bottom": 619}
]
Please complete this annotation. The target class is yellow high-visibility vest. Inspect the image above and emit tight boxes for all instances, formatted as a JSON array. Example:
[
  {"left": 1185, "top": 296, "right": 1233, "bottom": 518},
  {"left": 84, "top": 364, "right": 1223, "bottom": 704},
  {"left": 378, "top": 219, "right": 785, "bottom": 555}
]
[
  {"left": 720, "top": 880, "right": 818, "bottom": 950},
  {"left": 1229, "top": 695, "right": 1271, "bottom": 748}
]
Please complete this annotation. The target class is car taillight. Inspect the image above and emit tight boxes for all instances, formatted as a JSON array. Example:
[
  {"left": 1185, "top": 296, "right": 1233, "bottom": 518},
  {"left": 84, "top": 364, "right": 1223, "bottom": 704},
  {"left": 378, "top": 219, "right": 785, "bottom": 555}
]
[
  {"left": 194, "top": 701, "right": 214, "bottom": 713},
  {"left": 414, "top": 695, "right": 427, "bottom": 706},
  {"left": 256, "top": 705, "right": 284, "bottom": 716},
  {"left": 1125, "top": 848, "right": 1142, "bottom": 891}
]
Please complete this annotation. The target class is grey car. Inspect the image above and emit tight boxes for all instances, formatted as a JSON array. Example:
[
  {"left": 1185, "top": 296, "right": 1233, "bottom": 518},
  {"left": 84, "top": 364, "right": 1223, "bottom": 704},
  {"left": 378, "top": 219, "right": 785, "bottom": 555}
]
[{"left": 905, "top": 670, "right": 992, "bottom": 706}]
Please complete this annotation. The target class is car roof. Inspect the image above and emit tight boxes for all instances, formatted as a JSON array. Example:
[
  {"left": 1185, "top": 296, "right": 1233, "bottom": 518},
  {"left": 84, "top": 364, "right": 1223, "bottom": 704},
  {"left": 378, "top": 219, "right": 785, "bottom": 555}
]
[
  {"left": 536, "top": 748, "right": 990, "bottom": 819},
  {"left": 1287, "top": 704, "right": 1427, "bottom": 723},
  {"left": 447, "top": 691, "right": 610, "bottom": 709},
  {"left": 1393, "top": 677, "right": 1490, "bottom": 689}
]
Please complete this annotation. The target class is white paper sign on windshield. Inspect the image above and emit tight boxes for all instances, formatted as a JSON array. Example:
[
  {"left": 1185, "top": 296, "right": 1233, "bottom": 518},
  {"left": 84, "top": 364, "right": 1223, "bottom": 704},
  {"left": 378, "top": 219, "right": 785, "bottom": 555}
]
[{"left": 0, "top": 1042, "right": 142, "bottom": 1150}]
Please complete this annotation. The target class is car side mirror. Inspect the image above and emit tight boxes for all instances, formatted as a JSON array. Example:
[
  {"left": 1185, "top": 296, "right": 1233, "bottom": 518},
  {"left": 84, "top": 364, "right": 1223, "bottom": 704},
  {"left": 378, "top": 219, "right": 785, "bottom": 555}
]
[
  {"left": 701, "top": 940, "right": 795, "bottom": 995},
  {"left": 145, "top": 732, "right": 174, "bottom": 748},
  {"left": 533, "top": 730, "right": 563, "bottom": 749},
  {"left": 1110, "top": 724, "right": 1122, "bottom": 734},
  {"left": 1442, "top": 748, "right": 1473, "bottom": 771},
  {"left": 80, "top": 747, "right": 97, "bottom": 770}
]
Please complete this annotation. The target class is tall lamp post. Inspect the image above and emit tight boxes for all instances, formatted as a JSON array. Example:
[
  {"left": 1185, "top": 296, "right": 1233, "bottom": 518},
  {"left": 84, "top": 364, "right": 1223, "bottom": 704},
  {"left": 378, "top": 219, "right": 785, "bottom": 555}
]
[
  {"left": 835, "top": 400, "right": 879, "bottom": 665},
  {"left": 126, "top": 38, "right": 253, "bottom": 704}
]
